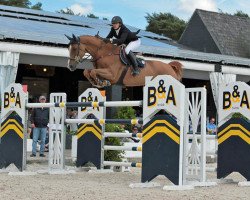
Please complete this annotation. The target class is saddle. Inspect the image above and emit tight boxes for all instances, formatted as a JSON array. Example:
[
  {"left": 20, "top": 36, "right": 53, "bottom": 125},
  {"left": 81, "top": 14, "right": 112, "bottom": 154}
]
[{"left": 119, "top": 47, "right": 145, "bottom": 68}]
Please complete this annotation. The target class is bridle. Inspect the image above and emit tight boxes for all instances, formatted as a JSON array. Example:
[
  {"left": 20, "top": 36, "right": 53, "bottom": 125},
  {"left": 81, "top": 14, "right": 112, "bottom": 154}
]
[
  {"left": 68, "top": 42, "right": 91, "bottom": 63},
  {"left": 68, "top": 37, "right": 119, "bottom": 64}
]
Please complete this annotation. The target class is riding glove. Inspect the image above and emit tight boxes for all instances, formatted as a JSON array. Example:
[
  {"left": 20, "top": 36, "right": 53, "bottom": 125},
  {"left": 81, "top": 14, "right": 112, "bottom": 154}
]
[{"left": 103, "top": 38, "right": 111, "bottom": 43}]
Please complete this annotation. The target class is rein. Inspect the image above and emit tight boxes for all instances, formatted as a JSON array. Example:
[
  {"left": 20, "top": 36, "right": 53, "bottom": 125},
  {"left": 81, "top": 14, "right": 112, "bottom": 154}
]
[
  {"left": 91, "top": 44, "right": 119, "bottom": 63},
  {"left": 68, "top": 42, "right": 91, "bottom": 63},
  {"left": 68, "top": 38, "right": 119, "bottom": 64}
]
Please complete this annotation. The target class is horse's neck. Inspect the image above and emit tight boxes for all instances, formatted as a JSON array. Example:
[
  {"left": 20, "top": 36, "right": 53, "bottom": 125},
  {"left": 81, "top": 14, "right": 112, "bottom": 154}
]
[
  {"left": 83, "top": 37, "right": 124, "bottom": 73},
  {"left": 80, "top": 36, "right": 120, "bottom": 57},
  {"left": 80, "top": 36, "right": 99, "bottom": 45},
  {"left": 80, "top": 36, "right": 100, "bottom": 57},
  {"left": 93, "top": 42, "right": 124, "bottom": 79},
  {"left": 99, "top": 44, "right": 120, "bottom": 56}
]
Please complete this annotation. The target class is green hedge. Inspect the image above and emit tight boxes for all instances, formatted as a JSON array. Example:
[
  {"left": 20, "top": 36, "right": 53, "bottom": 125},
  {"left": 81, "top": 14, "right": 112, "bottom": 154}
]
[{"left": 104, "top": 106, "right": 136, "bottom": 161}]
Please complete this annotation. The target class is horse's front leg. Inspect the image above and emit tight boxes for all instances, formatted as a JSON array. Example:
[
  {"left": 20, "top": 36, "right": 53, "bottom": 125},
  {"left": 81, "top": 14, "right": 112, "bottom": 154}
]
[
  {"left": 90, "top": 69, "right": 115, "bottom": 87},
  {"left": 83, "top": 69, "right": 98, "bottom": 86}
]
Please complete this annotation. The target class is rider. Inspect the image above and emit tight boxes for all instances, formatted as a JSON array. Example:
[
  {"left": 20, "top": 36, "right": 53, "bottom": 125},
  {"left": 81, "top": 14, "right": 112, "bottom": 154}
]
[{"left": 104, "top": 16, "right": 141, "bottom": 76}]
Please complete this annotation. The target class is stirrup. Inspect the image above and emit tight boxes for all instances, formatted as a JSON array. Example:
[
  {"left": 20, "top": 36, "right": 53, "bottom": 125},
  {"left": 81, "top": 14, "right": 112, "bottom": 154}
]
[{"left": 131, "top": 69, "right": 140, "bottom": 76}]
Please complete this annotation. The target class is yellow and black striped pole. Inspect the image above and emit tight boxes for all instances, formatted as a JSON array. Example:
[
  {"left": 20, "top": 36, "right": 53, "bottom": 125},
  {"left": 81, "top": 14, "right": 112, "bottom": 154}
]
[
  {"left": 141, "top": 114, "right": 181, "bottom": 185},
  {"left": 0, "top": 115, "right": 25, "bottom": 170},
  {"left": 76, "top": 121, "right": 103, "bottom": 169},
  {"left": 217, "top": 118, "right": 250, "bottom": 181}
]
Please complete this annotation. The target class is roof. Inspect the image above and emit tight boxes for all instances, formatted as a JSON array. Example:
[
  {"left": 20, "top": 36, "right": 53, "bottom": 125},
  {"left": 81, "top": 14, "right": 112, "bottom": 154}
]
[
  {"left": 0, "top": 5, "right": 168, "bottom": 43},
  {"left": 196, "top": 9, "right": 250, "bottom": 58},
  {"left": 0, "top": 5, "right": 250, "bottom": 68}
]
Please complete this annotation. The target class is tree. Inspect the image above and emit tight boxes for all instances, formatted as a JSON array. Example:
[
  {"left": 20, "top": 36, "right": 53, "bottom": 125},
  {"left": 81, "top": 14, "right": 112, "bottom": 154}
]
[
  {"left": 57, "top": 9, "right": 99, "bottom": 19},
  {"left": 219, "top": 9, "right": 249, "bottom": 18},
  {"left": 0, "top": 0, "right": 30, "bottom": 8},
  {"left": 145, "top": 12, "right": 187, "bottom": 41},
  {"left": 57, "top": 8, "right": 75, "bottom": 15},
  {"left": 87, "top": 13, "right": 98, "bottom": 19},
  {"left": 30, "top": 2, "right": 42, "bottom": 10},
  {"left": 0, "top": 0, "right": 42, "bottom": 10},
  {"left": 234, "top": 10, "right": 249, "bottom": 18}
]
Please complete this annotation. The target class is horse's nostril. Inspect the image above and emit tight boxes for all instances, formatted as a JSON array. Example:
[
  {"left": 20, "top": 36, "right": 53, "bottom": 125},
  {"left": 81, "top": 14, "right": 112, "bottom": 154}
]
[
  {"left": 68, "top": 65, "right": 76, "bottom": 71},
  {"left": 67, "top": 65, "right": 72, "bottom": 71}
]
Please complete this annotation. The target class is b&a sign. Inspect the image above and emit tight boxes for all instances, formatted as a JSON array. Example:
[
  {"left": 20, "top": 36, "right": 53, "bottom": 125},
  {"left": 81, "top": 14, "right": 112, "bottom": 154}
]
[
  {"left": 78, "top": 88, "right": 105, "bottom": 119},
  {"left": 143, "top": 75, "right": 185, "bottom": 124},
  {"left": 1, "top": 83, "right": 27, "bottom": 122},
  {"left": 218, "top": 82, "right": 250, "bottom": 122}
]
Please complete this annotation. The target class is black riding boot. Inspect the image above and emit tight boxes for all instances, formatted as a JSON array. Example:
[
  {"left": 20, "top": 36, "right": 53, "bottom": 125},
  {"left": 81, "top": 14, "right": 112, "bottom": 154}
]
[{"left": 128, "top": 51, "right": 140, "bottom": 76}]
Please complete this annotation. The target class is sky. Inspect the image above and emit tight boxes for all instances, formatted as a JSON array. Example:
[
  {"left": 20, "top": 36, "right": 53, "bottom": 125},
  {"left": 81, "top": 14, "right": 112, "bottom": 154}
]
[{"left": 30, "top": 0, "right": 250, "bottom": 29}]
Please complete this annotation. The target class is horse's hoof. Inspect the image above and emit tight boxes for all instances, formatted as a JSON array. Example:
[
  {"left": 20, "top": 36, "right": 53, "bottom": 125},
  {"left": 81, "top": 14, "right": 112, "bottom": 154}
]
[
  {"left": 97, "top": 78, "right": 103, "bottom": 85},
  {"left": 91, "top": 81, "right": 104, "bottom": 88},
  {"left": 103, "top": 80, "right": 111, "bottom": 87},
  {"left": 96, "top": 85, "right": 104, "bottom": 88}
]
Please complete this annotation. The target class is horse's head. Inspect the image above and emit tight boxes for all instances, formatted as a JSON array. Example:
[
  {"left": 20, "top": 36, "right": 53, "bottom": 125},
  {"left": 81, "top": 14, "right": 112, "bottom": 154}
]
[{"left": 65, "top": 34, "right": 87, "bottom": 71}]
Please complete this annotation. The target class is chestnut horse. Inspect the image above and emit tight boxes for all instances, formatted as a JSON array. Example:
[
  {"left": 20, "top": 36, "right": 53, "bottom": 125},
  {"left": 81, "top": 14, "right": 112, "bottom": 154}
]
[{"left": 66, "top": 34, "right": 183, "bottom": 88}]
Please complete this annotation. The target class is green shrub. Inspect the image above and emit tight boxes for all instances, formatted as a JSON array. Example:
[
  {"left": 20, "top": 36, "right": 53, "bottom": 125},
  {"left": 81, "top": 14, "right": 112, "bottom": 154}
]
[
  {"left": 232, "top": 112, "right": 248, "bottom": 120},
  {"left": 115, "top": 106, "right": 136, "bottom": 131},
  {"left": 104, "top": 106, "right": 136, "bottom": 162},
  {"left": 104, "top": 124, "right": 124, "bottom": 162}
]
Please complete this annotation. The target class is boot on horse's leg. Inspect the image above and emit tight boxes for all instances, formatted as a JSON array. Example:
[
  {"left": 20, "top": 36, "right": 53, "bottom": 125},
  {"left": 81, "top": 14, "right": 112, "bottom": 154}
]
[{"left": 128, "top": 51, "right": 140, "bottom": 76}]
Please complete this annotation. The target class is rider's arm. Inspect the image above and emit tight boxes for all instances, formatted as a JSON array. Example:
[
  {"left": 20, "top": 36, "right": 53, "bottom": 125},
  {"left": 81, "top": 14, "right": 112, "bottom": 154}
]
[
  {"left": 112, "top": 32, "right": 128, "bottom": 45},
  {"left": 106, "top": 29, "right": 114, "bottom": 39}
]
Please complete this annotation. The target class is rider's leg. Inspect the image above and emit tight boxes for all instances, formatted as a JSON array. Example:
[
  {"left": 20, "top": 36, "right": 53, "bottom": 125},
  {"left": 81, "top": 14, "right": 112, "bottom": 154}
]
[
  {"left": 125, "top": 39, "right": 141, "bottom": 54},
  {"left": 125, "top": 39, "right": 141, "bottom": 76},
  {"left": 128, "top": 51, "right": 140, "bottom": 76}
]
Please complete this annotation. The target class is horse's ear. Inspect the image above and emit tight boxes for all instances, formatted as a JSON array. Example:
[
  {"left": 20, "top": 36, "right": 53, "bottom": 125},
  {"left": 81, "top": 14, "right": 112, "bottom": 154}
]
[
  {"left": 95, "top": 31, "right": 100, "bottom": 37},
  {"left": 65, "top": 34, "right": 72, "bottom": 41},
  {"left": 77, "top": 36, "right": 80, "bottom": 43},
  {"left": 72, "top": 34, "right": 80, "bottom": 43}
]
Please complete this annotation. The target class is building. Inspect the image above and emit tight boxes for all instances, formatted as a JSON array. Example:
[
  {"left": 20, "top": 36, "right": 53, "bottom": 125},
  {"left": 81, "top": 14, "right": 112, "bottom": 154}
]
[
  {"left": 179, "top": 9, "right": 250, "bottom": 58},
  {"left": 1, "top": 5, "right": 250, "bottom": 117}
]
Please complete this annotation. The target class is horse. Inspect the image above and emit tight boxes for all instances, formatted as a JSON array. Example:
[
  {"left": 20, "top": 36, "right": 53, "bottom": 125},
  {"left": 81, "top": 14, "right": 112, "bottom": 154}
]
[{"left": 66, "top": 34, "right": 183, "bottom": 88}]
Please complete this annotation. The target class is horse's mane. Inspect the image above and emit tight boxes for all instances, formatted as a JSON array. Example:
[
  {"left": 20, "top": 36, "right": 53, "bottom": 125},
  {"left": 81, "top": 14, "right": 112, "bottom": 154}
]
[
  {"left": 79, "top": 35, "right": 104, "bottom": 45},
  {"left": 79, "top": 35, "right": 117, "bottom": 50}
]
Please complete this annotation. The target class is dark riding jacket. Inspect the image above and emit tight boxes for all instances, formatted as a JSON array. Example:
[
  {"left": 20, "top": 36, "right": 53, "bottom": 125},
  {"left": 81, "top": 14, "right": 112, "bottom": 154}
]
[{"left": 106, "top": 24, "right": 139, "bottom": 45}]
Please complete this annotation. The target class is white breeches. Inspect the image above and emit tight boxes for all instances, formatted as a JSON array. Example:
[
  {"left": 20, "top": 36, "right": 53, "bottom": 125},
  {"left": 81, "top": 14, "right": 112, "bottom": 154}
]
[{"left": 125, "top": 39, "right": 141, "bottom": 54}]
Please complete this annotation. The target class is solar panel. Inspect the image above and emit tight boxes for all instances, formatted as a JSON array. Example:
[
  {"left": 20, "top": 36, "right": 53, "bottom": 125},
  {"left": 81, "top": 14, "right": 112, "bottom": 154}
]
[
  {"left": 0, "top": 5, "right": 65, "bottom": 19},
  {"left": 126, "top": 25, "right": 170, "bottom": 40},
  {"left": 0, "top": 5, "right": 249, "bottom": 67},
  {"left": 138, "top": 45, "right": 250, "bottom": 66},
  {"left": 0, "top": 16, "right": 95, "bottom": 44},
  {"left": 0, "top": 11, "right": 93, "bottom": 28}
]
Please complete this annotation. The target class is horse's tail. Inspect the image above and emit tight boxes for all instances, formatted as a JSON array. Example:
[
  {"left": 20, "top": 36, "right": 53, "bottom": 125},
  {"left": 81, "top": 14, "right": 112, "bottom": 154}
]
[{"left": 169, "top": 61, "right": 183, "bottom": 81}]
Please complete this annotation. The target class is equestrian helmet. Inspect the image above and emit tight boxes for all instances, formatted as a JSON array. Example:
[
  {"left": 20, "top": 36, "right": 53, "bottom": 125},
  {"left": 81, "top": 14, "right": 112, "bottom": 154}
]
[{"left": 111, "top": 16, "right": 123, "bottom": 24}]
